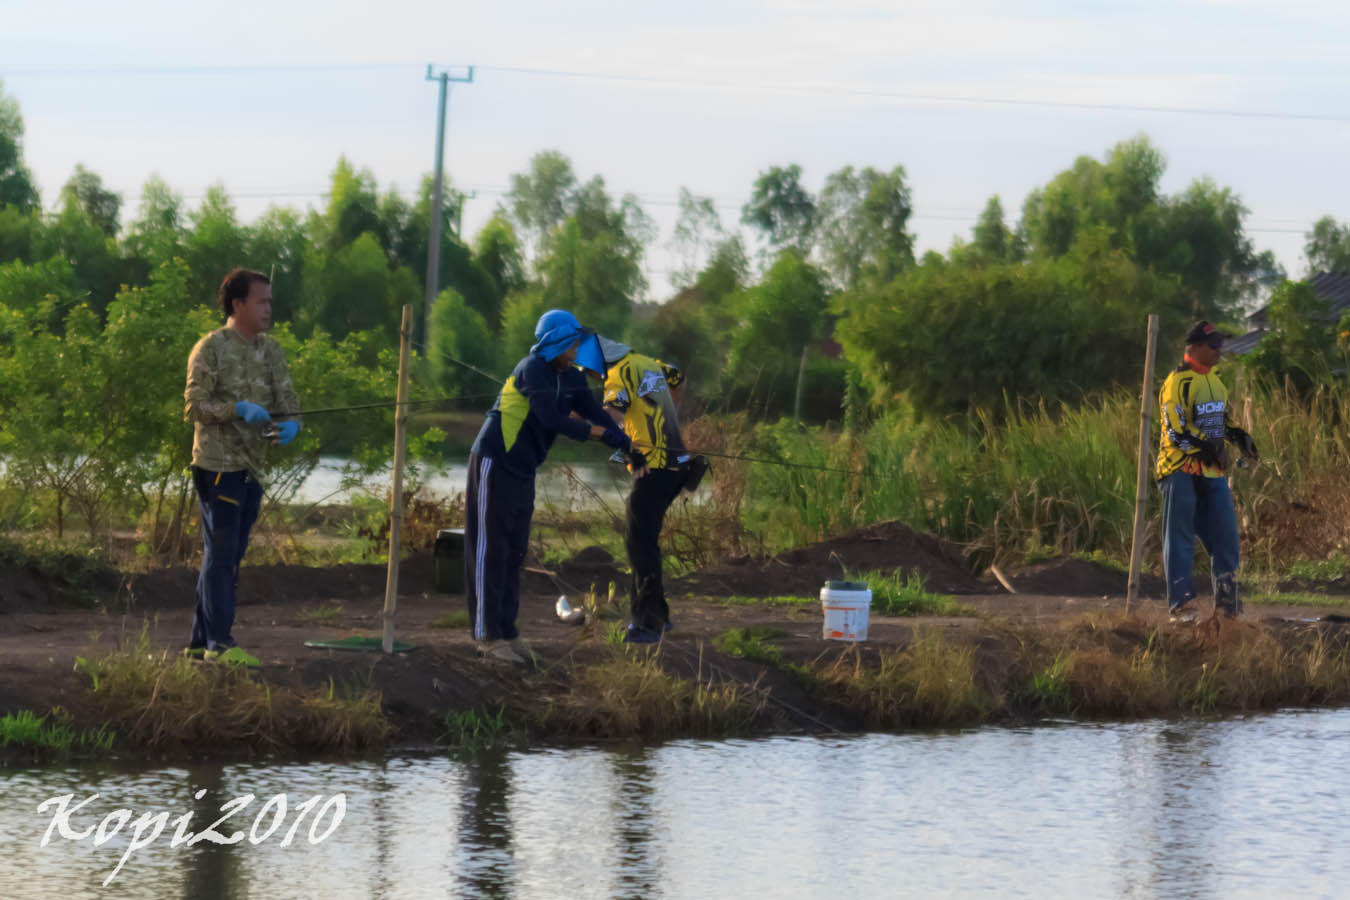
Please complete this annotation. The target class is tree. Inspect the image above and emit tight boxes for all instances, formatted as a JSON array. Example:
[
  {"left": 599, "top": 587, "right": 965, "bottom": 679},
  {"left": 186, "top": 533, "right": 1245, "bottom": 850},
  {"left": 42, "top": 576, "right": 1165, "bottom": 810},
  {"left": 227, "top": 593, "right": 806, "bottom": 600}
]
[
  {"left": 504, "top": 150, "right": 578, "bottom": 262},
  {"left": 539, "top": 177, "right": 648, "bottom": 338},
  {"left": 428, "top": 288, "right": 501, "bottom": 398},
  {"left": 0, "top": 256, "right": 83, "bottom": 333},
  {"left": 59, "top": 165, "right": 122, "bottom": 238},
  {"left": 969, "top": 195, "right": 1020, "bottom": 265},
  {"left": 694, "top": 235, "right": 749, "bottom": 306},
  {"left": 1244, "top": 279, "right": 1341, "bottom": 392},
  {"left": 834, "top": 244, "right": 1184, "bottom": 419},
  {"left": 405, "top": 175, "right": 498, "bottom": 331},
  {"left": 0, "top": 82, "right": 38, "bottom": 212},
  {"left": 724, "top": 250, "right": 831, "bottom": 416},
  {"left": 249, "top": 206, "right": 312, "bottom": 325},
  {"left": 321, "top": 157, "right": 382, "bottom": 252},
  {"left": 817, "top": 165, "right": 914, "bottom": 288},
  {"left": 1018, "top": 135, "right": 1260, "bottom": 321},
  {"left": 669, "top": 188, "right": 723, "bottom": 288},
  {"left": 1304, "top": 216, "right": 1350, "bottom": 274},
  {"left": 36, "top": 195, "right": 126, "bottom": 320},
  {"left": 741, "top": 164, "right": 817, "bottom": 254},
  {"left": 124, "top": 175, "right": 185, "bottom": 275},
  {"left": 499, "top": 288, "right": 548, "bottom": 362},
  {"left": 0, "top": 205, "right": 44, "bottom": 265},
  {"left": 473, "top": 214, "right": 526, "bottom": 304},
  {"left": 184, "top": 185, "right": 248, "bottom": 310},
  {"left": 303, "top": 232, "right": 419, "bottom": 349}
]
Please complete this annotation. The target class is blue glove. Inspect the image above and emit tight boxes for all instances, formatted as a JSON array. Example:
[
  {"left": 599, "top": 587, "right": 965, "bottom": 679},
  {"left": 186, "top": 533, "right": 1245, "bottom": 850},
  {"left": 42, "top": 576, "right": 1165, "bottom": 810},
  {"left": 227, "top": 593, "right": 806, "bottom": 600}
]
[
  {"left": 235, "top": 401, "right": 270, "bottom": 425},
  {"left": 600, "top": 426, "right": 631, "bottom": 452},
  {"left": 275, "top": 420, "right": 300, "bottom": 446}
]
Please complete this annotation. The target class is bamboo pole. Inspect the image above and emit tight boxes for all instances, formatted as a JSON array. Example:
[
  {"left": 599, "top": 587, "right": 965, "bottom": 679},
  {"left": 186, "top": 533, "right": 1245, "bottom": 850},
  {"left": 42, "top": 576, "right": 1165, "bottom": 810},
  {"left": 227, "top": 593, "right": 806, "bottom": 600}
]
[
  {"left": 1126, "top": 314, "right": 1160, "bottom": 614},
  {"left": 382, "top": 304, "right": 414, "bottom": 653}
]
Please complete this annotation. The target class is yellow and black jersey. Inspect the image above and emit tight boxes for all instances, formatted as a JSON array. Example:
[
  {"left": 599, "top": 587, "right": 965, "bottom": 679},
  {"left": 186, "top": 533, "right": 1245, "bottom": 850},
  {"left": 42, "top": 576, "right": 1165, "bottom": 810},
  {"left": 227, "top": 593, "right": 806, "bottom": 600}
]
[
  {"left": 1156, "top": 362, "right": 1231, "bottom": 479},
  {"left": 603, "top": 353, "right": 688, "bottom": 470}
]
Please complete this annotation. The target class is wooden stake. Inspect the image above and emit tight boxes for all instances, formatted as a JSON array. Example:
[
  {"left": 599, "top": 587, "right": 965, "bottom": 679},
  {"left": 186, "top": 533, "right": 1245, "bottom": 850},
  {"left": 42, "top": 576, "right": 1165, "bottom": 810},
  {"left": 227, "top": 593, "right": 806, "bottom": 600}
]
[
  {"left": 382, "top": 304, "right": 414, "bottom": 654},
  {"left": 1126, "top": 314, "right": 1160, "bottom": 614}
]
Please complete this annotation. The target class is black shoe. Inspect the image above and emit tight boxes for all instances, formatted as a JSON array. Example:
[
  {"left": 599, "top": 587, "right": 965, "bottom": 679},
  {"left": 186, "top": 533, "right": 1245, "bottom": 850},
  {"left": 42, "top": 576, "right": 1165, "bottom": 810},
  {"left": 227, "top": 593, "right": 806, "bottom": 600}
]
[{"left": 624, "top": 623, "right": 662, "bottom": 644}]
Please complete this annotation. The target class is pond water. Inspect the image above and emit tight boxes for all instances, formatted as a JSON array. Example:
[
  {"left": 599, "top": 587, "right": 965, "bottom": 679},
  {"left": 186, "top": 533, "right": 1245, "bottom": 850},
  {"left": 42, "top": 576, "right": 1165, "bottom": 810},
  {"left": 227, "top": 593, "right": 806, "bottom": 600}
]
[
  {"left": 2, "top": 709, "right": 1348, "bottom": 899},
  {"left": 289, "top": 457, "right": 630, "bottom": 510}
]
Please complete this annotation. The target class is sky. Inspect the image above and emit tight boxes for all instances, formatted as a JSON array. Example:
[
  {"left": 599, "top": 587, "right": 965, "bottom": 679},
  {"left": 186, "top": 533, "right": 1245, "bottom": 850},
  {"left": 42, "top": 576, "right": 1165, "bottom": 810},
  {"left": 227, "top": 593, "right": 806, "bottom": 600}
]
[{"left": 4, "top": 0, "right": 1350, "bottom": 302}]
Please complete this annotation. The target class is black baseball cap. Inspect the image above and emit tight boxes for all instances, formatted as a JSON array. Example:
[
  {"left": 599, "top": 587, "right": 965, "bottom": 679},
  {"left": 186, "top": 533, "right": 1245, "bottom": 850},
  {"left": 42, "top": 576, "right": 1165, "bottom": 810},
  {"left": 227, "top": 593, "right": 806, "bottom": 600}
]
[{"left": 1184, "top": 320, "right": 1230, "bottom": 347}]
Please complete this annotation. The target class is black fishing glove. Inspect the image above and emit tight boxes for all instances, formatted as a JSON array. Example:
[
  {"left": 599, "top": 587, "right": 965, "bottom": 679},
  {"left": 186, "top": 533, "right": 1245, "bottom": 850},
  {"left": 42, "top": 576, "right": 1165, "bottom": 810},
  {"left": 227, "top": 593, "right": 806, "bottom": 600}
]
[
  {"left": 1225, "top": 426, "right": 1259, "bottom": 461},
  {"left": 628, "top": 448, "right": 648, "bottom": 471},
  {"left": 680, "top": 454, "right": 709, "bottom": 492},
  {"left": 1191, "top": 435, "right": 1228, "bottom": 469}
]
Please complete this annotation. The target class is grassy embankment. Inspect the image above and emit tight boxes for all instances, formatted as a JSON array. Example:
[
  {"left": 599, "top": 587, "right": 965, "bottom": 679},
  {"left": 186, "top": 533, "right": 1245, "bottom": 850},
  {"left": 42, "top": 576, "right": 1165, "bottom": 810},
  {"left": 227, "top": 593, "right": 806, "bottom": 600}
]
[{"left": 6, "top": 608, "right": 1350, "bottom": 762}]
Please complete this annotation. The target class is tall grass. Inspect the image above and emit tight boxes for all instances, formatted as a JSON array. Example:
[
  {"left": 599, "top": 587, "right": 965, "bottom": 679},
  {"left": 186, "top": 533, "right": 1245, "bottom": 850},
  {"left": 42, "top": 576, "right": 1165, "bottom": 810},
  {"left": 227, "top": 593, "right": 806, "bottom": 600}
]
[
  {"left": 705, "top": 381, "right": 1350, "bottom": 574},
  {"left": 822, "top": 630, "right": 988, "bottom": 728},
  {"left": 75, "top": 625, "right": 390, "bottom": 751},
  {"left": 544, "top": 646, "right": 765, "bottom": 740}
]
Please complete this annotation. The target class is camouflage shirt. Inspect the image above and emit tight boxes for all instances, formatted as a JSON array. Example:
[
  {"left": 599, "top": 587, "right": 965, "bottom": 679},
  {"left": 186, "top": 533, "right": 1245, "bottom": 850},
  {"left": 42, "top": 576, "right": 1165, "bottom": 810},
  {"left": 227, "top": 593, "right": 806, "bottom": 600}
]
[{"left": 184, "top": 326, "right": 300, "bottom": 479}]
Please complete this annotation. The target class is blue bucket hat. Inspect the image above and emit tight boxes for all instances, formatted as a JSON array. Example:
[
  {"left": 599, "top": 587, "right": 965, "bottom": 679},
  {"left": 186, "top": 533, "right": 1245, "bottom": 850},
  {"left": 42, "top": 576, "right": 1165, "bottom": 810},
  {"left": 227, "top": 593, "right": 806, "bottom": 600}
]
[{"left": 531, "top": 309, "right": 591, "bottom": 362}]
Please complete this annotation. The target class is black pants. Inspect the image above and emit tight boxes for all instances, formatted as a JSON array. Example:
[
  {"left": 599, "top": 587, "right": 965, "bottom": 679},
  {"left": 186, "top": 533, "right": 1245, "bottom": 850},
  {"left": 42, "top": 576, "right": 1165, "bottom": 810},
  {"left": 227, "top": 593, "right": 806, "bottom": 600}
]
[
  {"left": 464, "top": 452, "right": 534, "bottom": 642},
  {"left": 625, "top": 468, "right": 685, "bottom": 632}
]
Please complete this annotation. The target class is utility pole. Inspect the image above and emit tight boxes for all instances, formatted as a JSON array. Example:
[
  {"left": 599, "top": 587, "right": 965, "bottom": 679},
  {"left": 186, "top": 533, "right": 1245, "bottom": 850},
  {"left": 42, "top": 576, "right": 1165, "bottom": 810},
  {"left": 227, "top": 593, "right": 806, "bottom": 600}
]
[{"left": 422, "top": 64, "right": 474, "bottom": 345}]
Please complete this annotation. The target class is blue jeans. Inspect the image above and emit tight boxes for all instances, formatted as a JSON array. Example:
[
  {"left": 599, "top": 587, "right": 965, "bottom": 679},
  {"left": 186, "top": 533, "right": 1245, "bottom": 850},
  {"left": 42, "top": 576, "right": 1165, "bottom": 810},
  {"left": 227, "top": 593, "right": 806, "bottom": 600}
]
[
  {"left": 1160, "top": 471, "right": 1239, "bottom": 610},
  {"left": 190, "top": 468, "right": 263, "bottom": 651}
]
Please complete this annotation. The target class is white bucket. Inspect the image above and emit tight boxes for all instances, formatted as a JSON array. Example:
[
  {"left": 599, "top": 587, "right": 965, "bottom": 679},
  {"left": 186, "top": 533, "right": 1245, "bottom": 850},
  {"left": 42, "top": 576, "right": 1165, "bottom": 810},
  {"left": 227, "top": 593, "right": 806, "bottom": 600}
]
[{"left": 821, "top": 580, "right": 871, "bottom": 641}]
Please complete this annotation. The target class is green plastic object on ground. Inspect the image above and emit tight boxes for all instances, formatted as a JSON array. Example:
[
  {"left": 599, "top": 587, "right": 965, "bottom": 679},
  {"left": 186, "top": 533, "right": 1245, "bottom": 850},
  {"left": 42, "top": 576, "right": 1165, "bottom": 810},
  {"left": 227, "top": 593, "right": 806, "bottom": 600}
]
[{"left": 303, "top": 636, "right": 416, "bottom": 653}]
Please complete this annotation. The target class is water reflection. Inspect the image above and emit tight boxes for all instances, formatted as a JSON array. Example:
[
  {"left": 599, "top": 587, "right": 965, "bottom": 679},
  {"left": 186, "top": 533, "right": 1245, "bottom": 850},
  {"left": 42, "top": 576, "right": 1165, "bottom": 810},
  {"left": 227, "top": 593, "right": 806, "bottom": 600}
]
[
  {"left": 2, "top": 711, "right": 1349, "bottom": 898},
  {"left": 454, "top": 751, "right": 516, "bottom": 899},
  {"left": 609, "top": 749, "right": 660, "bottom": 900},
  {"left": 181, "top": 764, "right": 244, "bottom": 900}
]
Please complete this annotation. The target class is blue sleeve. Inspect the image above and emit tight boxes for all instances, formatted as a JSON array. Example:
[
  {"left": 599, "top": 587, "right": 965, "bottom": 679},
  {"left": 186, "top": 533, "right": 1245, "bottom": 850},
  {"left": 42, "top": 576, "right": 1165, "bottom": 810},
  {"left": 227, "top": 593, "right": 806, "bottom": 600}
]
[
  {"left": 570, "top": 375, "right": 613, "bottom": 427},
  {"left": 518, "top": 356, "right": 591, "bottom": 442}
]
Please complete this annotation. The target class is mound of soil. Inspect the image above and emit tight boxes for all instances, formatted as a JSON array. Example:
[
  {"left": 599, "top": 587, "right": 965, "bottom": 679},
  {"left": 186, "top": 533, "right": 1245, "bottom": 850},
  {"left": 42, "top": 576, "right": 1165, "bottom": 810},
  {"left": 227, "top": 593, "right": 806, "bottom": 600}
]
[
  {"left": 1, "top": 554, "right": 439, "bottom": 615},
  {"left": 1010, "top": 558, "right": 1165, "bottom": 598},
  {"left": 525, "top": 546, "right": 630, "bottom": 598},
  {"left": 674, "top": 520, "right": 989, "bottom": 597},
  {"left": 0, "top": 560, "right": 121, "bottom": 614}
]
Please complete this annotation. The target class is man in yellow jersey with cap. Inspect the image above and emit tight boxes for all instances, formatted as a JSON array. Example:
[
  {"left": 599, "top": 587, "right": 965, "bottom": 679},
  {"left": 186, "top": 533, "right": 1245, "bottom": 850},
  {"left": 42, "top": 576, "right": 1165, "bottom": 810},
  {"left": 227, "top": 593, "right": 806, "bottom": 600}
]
[{"left": 1156, "top": 320, "right": 1259, "bottom": 622}]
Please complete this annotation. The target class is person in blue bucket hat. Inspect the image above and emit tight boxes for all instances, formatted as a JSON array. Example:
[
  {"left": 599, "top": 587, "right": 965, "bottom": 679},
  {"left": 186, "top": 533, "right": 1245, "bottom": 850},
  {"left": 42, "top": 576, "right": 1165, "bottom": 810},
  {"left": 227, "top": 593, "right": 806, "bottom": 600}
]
[{"left": 464, "top": 309, "right": 638, "bottom": 664}]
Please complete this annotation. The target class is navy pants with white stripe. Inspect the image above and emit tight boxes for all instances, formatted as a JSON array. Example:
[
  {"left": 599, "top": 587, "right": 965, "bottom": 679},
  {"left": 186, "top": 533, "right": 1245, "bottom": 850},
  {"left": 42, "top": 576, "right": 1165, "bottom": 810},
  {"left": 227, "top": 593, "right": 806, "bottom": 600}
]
[{"left": 464, "top": 452, "right": 535, "bottom": 642}]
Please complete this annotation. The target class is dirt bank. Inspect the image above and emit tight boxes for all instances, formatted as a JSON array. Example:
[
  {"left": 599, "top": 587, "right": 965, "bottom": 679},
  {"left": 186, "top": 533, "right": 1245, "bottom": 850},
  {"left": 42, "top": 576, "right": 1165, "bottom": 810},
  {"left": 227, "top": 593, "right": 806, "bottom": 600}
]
[{"left": 3, "top": 529, "right": 1350, "bottom": 761}]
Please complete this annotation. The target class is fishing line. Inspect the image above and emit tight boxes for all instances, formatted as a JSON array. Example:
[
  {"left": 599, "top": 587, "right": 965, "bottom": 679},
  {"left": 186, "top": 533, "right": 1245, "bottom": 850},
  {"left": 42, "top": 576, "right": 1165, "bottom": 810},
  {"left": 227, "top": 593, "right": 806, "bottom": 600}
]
[{"left": 619, "top": 436, "right": 862, "bottom": 476}]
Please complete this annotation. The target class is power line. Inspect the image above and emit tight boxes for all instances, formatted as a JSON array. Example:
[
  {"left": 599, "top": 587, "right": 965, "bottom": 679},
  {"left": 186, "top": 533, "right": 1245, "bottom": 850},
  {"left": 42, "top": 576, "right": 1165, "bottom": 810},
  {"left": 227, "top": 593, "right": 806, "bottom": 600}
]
[{"left": 5, "top": 59, "right": 1350, "bottom": 124}]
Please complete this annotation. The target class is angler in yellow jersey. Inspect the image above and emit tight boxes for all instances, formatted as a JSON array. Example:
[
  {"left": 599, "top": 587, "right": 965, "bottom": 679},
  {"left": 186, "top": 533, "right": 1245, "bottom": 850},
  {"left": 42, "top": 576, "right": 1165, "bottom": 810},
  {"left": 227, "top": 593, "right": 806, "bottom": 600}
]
[
  {"left": 594, "top": 336, "right": 706, "bottom": 644},
  {"left": 1156, "top": 321, "right": 1260, "bottom": 622}
]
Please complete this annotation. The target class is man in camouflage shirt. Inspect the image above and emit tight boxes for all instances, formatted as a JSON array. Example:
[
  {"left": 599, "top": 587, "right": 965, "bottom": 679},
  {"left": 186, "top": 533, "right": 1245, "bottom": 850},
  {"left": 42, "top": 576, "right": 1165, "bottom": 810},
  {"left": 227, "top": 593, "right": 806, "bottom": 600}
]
[{"left": 182, "top": 268, "right": 301, "bottom": 664}]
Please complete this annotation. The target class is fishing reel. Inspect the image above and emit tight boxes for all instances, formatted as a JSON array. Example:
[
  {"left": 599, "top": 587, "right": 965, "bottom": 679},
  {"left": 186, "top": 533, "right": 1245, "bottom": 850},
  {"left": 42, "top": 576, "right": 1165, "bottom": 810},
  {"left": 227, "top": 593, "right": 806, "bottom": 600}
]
[{"left": 261, "top": 423, "right": 280, "bottom": 441}]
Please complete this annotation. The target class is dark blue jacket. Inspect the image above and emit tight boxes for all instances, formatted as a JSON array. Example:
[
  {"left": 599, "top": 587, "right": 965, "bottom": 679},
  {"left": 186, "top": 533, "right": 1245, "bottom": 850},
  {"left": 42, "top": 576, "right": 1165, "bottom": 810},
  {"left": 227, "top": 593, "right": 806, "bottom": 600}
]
[{"left": 470, "top": 354, "right": 613, "bottom": 479}]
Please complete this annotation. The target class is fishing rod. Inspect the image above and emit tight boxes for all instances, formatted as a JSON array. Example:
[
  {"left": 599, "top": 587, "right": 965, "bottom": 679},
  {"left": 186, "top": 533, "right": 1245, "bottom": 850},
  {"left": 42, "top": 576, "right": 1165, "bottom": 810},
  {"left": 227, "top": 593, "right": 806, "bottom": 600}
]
[{"left": 266, "top": 393, "right": 500, "bottom": 419}]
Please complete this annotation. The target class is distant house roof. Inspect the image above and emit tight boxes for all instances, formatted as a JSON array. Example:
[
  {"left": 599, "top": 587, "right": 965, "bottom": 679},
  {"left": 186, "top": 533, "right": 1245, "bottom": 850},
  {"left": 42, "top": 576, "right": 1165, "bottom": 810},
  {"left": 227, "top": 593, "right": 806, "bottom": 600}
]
[
  {"left": 1224, "top": 328, "right": 1268, "bottom": 356},
  {"left": 1247, "top": 271, "right": 1350, "bottom": 329},
  {"left": 1233, "top": 271, "right": 1350, "bottom": 355}
]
